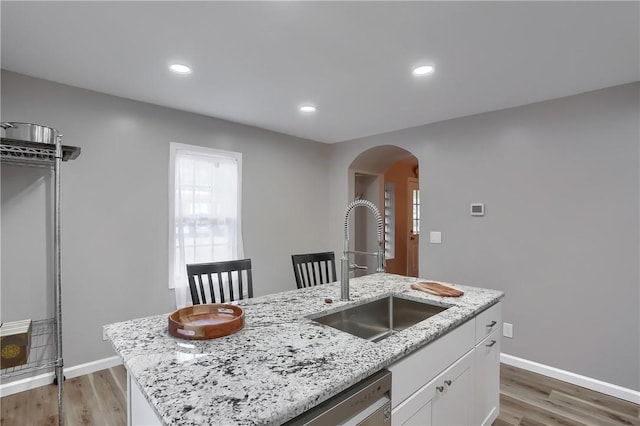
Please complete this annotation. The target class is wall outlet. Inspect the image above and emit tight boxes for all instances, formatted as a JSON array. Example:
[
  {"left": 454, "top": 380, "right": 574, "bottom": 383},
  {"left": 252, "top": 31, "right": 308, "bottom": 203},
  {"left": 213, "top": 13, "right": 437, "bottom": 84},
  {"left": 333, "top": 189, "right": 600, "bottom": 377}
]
[
  {"left": 102, "top": 326, "right": 108, "bottom": 341},
  {"left": 503, "top": 322, "right": 513, "bottom": 338}
]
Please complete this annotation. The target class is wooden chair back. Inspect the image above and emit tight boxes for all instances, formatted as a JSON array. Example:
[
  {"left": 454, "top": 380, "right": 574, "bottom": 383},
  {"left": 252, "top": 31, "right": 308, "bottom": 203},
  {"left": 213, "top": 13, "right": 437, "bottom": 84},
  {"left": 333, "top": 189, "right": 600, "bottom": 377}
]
[
  {"left": 186, "top": 259, "right": 253, "bottom": 305},
  {"left": 291, "top": 252, "right": 337, "bottom": 289}
]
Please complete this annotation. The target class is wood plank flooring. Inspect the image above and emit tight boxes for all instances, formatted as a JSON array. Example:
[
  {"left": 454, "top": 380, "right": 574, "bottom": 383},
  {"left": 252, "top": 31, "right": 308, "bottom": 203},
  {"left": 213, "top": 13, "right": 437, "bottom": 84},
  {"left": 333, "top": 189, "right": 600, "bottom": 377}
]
[
  {"left": 1, "top": 364, "right": 638, "bottom": 425},
  {"left": 496, "top": 364, "right": 639, "bottom": 426},
  {"left": 1, "top": 366, "right": 125, "bottom": 426}
]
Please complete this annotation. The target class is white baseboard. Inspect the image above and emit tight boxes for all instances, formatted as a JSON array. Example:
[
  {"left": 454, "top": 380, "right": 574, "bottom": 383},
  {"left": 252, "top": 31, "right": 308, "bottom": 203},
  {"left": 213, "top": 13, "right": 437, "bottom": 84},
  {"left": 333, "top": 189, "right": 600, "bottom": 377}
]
[
  {"left": 0, "top": 355, "right": 122, "bottom": 397},
  {"left": 501, "top": 353, "right": 640, "bottom": 405}
]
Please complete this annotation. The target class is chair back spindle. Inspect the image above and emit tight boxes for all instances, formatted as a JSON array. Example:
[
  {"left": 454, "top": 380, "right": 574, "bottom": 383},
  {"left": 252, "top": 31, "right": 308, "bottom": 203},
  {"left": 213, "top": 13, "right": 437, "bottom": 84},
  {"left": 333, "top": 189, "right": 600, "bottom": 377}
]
[
  {"left": 187, "top": 259, "right": 253, "bottom": 305},
  {"left": 291, "top": 252, "right": 336, "bottom": 289}
]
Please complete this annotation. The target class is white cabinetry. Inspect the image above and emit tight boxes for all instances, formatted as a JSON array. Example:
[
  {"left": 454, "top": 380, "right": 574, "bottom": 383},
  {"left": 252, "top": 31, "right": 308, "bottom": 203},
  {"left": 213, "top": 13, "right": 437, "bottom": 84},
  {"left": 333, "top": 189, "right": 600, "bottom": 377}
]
[
  {"left": 393, "top": 350, "right": 474, "bottom": 426},
  {"left": 474, "top": 303, "right": 502, "bottom": 425},
  {"left": 128, "top": 373, "right": 161, "bottom": 426},
  {"left": 432, "top": 350, "right": 473, "bottom": 426},
  {"left": 389, "top": 319, "right": 475, "bottom": 407},
  {"left": 390, "top": 302, "right": 502, "bottom": 426},
  {"left": 474, "top": 301, "right": 501, "bottom": 345}
]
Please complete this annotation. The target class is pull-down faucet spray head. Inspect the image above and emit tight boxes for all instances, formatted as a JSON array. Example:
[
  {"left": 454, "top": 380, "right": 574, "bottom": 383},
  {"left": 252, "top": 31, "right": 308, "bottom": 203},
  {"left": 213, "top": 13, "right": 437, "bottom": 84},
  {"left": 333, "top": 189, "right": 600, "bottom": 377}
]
[{"left": 341, "top": 199, "right": 385, "bottom": 301}]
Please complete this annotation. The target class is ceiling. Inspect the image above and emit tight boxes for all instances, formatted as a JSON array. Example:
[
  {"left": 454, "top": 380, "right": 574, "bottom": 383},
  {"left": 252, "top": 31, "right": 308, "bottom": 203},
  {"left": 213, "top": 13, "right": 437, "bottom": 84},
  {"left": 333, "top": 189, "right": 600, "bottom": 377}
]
[{"left": 1, "top": 1, "right": 638, "bottom": 144}]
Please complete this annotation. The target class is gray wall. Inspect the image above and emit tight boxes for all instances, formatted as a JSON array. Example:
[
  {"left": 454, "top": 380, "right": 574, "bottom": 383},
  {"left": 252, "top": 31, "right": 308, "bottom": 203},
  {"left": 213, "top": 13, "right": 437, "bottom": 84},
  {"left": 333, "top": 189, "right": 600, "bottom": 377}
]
[
  {"left": 1, "top": 71, "right": 331, "bottom": 367},
  {"left": 327, "top": 83, "right": 640, "bottom": 390},
  {"left": 3, "top": 70, "right": 638, "bottom": 392}
]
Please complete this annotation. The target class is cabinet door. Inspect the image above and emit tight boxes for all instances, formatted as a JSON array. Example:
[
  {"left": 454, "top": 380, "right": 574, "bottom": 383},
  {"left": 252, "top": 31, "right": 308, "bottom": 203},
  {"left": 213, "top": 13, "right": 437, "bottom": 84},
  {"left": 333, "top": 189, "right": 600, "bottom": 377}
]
[
  {"left": 392, "top": 350, "right": 474, "bottom": 426},
  {"left": 474, "top": 329, "right": 501, "bottom": 425},
  {"left": 392, "top": 378, "right": 435, "bottom": 426},
  {"left": 431, "top": 350, "right": 474, "bottom": 426},
  {"left": 402, "top": 400, "right": 432, "bottom": 426}
]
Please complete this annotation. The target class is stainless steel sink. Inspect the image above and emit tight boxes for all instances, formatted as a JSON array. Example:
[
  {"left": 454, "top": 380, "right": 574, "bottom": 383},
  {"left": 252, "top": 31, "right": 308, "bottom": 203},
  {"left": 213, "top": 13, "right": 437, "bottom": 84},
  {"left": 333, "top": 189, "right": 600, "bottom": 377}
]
[{"left": 311, "top": 296, "right": 448, "bottom": 342}]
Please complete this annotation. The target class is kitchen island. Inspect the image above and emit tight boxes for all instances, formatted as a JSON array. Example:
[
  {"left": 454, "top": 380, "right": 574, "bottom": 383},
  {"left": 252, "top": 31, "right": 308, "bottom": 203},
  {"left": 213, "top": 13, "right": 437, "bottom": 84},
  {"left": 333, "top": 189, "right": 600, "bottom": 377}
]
[{"left": 105, "top": 273, "right": 504, "bottom": 425}]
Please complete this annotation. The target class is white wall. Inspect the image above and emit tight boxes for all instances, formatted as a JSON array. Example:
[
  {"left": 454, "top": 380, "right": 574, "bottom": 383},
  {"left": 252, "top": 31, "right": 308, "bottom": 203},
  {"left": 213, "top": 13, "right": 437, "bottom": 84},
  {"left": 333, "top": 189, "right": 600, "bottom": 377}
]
[
  {"left": 1, "top": 71, "right": 331, "bottom": 367},
  {"left": 327, "top": 83, "right": 640, "bottom": 391}
]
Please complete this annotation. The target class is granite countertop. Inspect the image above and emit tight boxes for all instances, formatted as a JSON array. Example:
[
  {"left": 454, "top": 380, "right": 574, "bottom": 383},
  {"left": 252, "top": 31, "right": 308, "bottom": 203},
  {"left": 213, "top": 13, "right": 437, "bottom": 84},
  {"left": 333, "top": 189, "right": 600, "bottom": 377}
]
[{"left": 105, "top": 273, "right": 503, "bottom": 426}]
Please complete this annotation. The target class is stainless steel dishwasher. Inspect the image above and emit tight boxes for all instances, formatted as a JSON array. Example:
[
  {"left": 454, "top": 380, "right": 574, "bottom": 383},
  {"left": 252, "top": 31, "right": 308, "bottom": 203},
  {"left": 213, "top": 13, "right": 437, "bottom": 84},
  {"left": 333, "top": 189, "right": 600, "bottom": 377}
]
[{"left": 283, "top": 369, "right": 391, "bottom": 426}]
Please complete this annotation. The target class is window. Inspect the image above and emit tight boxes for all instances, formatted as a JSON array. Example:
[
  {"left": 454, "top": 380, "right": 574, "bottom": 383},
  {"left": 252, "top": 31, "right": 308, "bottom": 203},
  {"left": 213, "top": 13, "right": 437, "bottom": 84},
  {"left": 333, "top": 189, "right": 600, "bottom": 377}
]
[
  {"left": 412, "top": 188, "right": 420, "bottom": 235},
  {"left": 168, "top": 143, "right": 243, "bottom": 307},
  {"left": 384, "top": 182, "right": 395, "bottom": 259}
]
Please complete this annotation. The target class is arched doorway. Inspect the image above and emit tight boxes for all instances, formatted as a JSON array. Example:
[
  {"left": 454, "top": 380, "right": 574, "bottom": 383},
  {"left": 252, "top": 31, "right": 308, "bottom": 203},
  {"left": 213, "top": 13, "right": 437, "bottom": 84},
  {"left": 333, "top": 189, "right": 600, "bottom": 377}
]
[{"left": 348, "top": 145, "right": 419, "bottom": 277}]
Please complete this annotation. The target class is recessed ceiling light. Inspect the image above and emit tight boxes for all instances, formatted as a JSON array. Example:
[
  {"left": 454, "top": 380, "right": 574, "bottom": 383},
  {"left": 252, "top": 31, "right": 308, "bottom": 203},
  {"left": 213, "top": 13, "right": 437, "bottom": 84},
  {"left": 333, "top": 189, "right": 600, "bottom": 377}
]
[
  {"left": 299, "top": 105, "right": 317, "bottom": 113},
  {"left": 412, "top": 65, "right": 435, "bottom": 76},
  {"left": 169, "top": 63, "right": 192, "bottom": 74}
]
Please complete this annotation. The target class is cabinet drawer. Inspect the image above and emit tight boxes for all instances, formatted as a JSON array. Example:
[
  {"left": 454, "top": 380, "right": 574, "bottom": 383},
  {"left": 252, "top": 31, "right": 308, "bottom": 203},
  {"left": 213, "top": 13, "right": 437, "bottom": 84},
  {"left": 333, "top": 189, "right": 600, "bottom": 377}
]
[
  {"left": 388, "top": 319, "right": 474, "bottom": 408},
  {"left": 475, "top": 302, "right": 501, "bottom": 344}
]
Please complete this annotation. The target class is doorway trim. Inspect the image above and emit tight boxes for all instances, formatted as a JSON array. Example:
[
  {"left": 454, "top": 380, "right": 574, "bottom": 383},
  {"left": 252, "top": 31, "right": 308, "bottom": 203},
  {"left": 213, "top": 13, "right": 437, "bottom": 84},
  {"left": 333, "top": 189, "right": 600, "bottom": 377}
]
[{"left": 347, "top": 145, "right": 420, "bottom": 277}]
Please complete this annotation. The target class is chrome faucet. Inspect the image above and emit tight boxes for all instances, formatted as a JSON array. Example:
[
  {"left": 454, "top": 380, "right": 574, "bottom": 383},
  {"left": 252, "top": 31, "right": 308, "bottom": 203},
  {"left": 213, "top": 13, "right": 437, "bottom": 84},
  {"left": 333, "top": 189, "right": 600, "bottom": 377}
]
[{"left": 341, "top": 199, "right": 385, "bottom": 301}]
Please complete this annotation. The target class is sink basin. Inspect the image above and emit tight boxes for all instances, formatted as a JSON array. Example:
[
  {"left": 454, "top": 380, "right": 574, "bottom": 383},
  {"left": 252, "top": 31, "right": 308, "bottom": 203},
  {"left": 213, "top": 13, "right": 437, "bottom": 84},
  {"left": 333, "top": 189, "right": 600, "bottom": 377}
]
[{"left": 311, "top": 296, "right": 448, "bottom": 342}]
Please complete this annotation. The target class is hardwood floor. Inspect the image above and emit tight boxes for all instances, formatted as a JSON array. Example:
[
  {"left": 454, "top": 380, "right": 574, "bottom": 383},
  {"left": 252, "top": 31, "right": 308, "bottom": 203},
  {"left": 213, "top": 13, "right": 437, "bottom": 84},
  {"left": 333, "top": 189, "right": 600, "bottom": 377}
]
[
  {"left": 1, "top": 366, "right": 126, "bottom": 426},
  {"left": 1, "top": 364, "right": 638, "bottom": 425},
  {"left": 495, "top": 365, "right": 639, "bottom": 426}
]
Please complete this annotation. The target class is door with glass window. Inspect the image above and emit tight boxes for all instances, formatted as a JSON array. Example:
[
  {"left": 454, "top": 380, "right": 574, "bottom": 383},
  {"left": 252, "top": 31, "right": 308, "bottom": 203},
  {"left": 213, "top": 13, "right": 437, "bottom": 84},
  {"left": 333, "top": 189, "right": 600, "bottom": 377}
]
[{"left": 407, "top": 178, "right": 419, "bottom": 277}]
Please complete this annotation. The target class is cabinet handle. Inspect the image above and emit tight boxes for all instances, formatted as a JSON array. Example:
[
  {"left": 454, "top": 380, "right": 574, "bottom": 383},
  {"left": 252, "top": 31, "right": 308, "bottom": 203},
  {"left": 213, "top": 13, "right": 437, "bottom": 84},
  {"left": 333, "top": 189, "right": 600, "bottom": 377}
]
[
  {"left": 486, "top": 320, "right": 497, "bottom": 328},
  {"left": 436, "top": 386, "right": 444, "bottom": 392},
  {"left": 444, "top": 380, "right": 452, "bottom": 386},
  {"left": 486, "top": 340, "right": 497, "bottom": 348}
]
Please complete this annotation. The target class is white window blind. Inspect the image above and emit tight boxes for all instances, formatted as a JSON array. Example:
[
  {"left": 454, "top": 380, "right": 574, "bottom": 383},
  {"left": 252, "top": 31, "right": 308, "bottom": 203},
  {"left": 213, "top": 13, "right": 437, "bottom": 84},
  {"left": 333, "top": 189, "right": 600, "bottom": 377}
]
[{"left": 168, "top": 142, "right": 243, "bottom": 308}]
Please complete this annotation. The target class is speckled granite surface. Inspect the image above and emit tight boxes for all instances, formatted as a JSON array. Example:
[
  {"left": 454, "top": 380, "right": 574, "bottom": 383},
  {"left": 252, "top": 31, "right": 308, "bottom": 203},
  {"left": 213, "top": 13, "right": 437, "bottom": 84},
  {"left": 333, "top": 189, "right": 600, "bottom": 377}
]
[{"left": 105, "top": 273, "right": 503, "bottom": 426}]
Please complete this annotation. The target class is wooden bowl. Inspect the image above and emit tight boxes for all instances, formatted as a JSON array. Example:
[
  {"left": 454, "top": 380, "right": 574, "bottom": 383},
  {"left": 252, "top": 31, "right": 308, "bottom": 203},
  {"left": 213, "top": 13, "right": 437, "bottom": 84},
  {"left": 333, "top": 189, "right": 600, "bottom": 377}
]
[{"left": 168, "top": 304, "right": 245, "bottom": 340}]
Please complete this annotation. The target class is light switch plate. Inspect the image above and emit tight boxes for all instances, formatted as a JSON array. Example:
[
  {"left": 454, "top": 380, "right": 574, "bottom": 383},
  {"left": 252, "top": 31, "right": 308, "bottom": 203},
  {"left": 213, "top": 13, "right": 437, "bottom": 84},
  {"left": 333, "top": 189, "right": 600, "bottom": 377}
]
[{"left": 429, "top": 231, "right": 442, "bottom": 243}]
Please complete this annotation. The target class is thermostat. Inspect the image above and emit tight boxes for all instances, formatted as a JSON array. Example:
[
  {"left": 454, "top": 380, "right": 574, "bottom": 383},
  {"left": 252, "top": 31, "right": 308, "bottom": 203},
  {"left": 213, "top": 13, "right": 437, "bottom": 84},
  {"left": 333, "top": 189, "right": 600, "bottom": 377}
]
[{"left": 471, "top": 203, "right": 484, "bottom": 216}]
